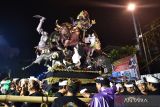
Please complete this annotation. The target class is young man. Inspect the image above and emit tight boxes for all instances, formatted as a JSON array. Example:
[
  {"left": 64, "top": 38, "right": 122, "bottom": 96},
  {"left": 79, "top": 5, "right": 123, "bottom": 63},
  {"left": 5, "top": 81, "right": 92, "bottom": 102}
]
[
  {"left": 90, "top": 76, "right": 116, "bottom": 107},
  {"left": 136, "top": 79, "right": 149, "bottom": 95},
  {"left": 21, "top": 80, "right": 43, "bottom": 107},
  {"left": 51, "top": 81, "right": 87, "bottom": 107},
  {"left": 124, "top": 82, "right": 139, "bottom": 95},
  {"left": 54, "top": 79, "right": 68, "bottom": 97},
  {"left": 115, "top": 83, "right": 126, "bottom": 95},
  {"left": 146, "top": 76, "right": 160, "bottom": 95},
  {"left": 80, "top": 88, "right": 94, "bottom": 98}
]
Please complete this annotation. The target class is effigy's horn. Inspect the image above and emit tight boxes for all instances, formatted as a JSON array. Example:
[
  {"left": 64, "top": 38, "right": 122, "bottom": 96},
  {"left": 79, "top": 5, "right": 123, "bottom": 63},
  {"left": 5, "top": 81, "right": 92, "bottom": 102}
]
[{"left": 55, "top": 20, "right": 62, "bottom": 29}]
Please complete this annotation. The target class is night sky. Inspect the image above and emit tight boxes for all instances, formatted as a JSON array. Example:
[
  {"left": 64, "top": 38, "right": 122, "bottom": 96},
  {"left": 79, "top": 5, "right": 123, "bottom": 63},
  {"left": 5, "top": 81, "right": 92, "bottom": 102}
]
[{"left": 0, "top": 0, "right": 160, "bottom": 76}]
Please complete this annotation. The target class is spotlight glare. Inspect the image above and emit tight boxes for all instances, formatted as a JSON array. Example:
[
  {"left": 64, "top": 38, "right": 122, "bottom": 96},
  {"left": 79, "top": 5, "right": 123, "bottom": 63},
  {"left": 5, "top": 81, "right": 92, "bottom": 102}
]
[{"left": 127, "top": 3, "right": 136, "bottom": 11}]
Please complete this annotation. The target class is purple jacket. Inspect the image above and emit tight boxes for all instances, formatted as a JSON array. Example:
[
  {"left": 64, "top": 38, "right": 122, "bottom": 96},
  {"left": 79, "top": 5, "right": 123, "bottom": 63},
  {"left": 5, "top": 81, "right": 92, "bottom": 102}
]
[{"left": 90, "top": 86, "right": 116, "bottom": 107}]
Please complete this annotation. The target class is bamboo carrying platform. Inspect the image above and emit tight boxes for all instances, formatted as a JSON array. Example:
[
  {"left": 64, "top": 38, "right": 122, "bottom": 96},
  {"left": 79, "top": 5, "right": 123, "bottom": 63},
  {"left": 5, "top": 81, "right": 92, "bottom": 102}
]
[{"left": 0, "top": 95, "right": 91, "bottom": 103}]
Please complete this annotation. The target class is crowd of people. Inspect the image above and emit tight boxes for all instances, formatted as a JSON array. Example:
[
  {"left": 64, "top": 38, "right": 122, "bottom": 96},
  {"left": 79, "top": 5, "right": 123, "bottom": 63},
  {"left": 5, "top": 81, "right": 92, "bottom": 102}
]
[{"left": 0, "top": 75, "right": 160, "bottom": 107}]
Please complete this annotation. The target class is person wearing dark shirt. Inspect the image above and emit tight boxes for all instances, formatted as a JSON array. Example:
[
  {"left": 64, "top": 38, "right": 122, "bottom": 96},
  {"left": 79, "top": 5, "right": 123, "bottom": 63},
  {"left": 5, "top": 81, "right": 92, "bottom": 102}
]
[
  {"left": 124, "top": 82, "right": 139, "bottom": 95},
  {"left": 135, "top": 79, "right": 150, "bottom": 95},
  {"left": 51, "top": 80, "right": 87, "bottom": 107},
  {"left": 54, "top": 79, "right": 68, "bottom": 97},
  {"left": 21, "top": 79, "right": 43, "bottom": 107},
  {"left": 115, "top": 83, "right": 127, "bottom": 95},
  {"left": 146, "top": 76, "right": 160, "bottom": 95},
  {"left": 8, "top": 82, "right": 17, "bottom": 95},
  {"left": 54, "top": 92, "right": 63, "bottom": 97},
  {"left": 80, "top": 88, "right": 94, "bottom": 98}
]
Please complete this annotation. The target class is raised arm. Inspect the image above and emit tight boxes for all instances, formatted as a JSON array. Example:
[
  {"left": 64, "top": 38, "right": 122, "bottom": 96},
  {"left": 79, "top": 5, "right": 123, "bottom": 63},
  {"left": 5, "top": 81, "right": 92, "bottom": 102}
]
[{"left": 36, "top": 17, "right": 46, "bottom": 34}]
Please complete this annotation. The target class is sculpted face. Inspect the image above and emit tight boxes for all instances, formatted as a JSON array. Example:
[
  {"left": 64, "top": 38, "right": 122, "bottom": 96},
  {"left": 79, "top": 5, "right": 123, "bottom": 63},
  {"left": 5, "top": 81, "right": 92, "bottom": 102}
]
[{"left": 60, "top": 26, "right": 69, "bottom": 35}]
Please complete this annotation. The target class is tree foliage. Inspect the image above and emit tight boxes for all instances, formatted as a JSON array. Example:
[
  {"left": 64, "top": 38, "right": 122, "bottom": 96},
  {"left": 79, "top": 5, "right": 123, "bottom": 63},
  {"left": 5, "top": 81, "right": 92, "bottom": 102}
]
[{"left": 108, "top": 45, "right": 137, "bottom": 62}]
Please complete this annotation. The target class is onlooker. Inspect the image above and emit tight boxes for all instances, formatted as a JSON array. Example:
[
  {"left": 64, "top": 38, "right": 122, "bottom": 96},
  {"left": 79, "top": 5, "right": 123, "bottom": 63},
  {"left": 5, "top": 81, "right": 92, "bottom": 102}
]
[
  {"left": 136, "top": 79, "right": 150, "bottom": 95},
  {"left": 115, "top": 83, "right": 126, "bottom": 95},
  {"left": 80, "top": 88, "right": 94, "bottom": 98},
  {"left": 124, "top": 81, "right": 139, "bottom": 95},
  {"left": 80, "top": 87, "right": 95, "bottom": 99},
  {"left": 54, "top": 79, "right": 68, "bottom": 97},
  {"left": 21, "top": 79, "right": 43, "bottom": 107},
  {"left": 19, "top": 79, "right": 29, "bottom": 96},
  {"left": 0, "top": 78, "right": 11, "bottom": 95},
  {"left": 8, "top": 82, "right": 17, "bottom": 95},
  {"left": 51, "top": 80, "right": 87, "bottom": 107},
  {"left": 146, "top": 76, "right": 160, "bottom": 95}
]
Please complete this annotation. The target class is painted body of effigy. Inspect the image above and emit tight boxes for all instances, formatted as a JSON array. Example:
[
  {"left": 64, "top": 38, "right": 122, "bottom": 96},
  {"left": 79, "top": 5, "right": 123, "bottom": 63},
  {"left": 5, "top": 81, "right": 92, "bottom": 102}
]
[{"left": 22, "top": 10, "right": 111, "bottom": 92}]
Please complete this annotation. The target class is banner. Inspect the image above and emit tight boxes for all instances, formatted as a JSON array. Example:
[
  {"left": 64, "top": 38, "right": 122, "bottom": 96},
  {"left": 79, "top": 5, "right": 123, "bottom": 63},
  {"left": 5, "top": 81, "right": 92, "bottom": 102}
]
[{"left": 112, "top": 54, "right": 140, "bottom": 81}]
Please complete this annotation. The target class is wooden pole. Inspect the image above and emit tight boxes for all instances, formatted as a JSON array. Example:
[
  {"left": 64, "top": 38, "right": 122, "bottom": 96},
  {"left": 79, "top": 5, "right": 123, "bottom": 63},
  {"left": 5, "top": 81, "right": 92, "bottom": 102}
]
[{"left": 0, "top": 95, "right": 91, "bottom": 103}]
